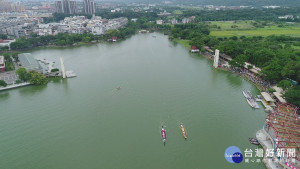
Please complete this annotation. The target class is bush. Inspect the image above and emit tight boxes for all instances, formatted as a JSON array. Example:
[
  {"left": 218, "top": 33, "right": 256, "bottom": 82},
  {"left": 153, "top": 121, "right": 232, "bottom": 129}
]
[
  {"left": 247, "top": 65, "right": 253, "bottom": 69},
  {"left": 29, "top": 72, "right": 48, "bottom": 85},
  {"left": 16, "top": 68, "right": 31, "bottom": 81},
  {"left": 268, "top": 88, "right": 276, "bottom": 92},
  {"left": 15, "top": 79, "right": 22, "bottom": 84},
  {"left": 5, "top": 61, "right": 15, "bottom": 71},
  {"left": 51, "top": 68, "right": 59, "bottom": 72},
  {"left": 278, "top": 80, "right": 292, "bottom": 90},
  {"left": 0, "top": 80, "right": 7, "bottom": 87},
  {"left": 12, "top": 52, "right": 20, "bottom": 61}
]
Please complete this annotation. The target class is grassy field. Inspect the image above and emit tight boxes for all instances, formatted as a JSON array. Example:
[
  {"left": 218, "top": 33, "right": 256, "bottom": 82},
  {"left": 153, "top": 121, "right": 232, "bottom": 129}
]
[
  {"left": 208, "top": 21, "right": 300, "bottom": 37},
  {"left": 210, "top": 28, "right": 300, "bottom": 37},
  {"left": 292, "top": 45, "right": 300, "bottom": 50},
  {"left": 207, "top": 20, "right": 256, "bottom": 30},
  {"left": 174, "top": 39, "right": 191, "bottom": 49}
]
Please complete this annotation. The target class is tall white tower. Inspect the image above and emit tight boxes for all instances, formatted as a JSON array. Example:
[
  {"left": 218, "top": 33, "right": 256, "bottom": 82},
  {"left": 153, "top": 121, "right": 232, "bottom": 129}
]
[
  {"left": 213, "top": 49, "right": 219, "bottom": 68},
  {"left": 60, "top": 56, "right": 66, "bottom": 78}
]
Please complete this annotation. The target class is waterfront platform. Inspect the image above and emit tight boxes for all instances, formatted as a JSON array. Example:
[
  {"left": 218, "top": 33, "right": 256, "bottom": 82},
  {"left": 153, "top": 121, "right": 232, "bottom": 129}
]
[
  {"left": 256, "top": 129, "right": 284, "bottom": 169},
  {"left": 255, "top": 99, "right": 271, "bottom": 108}
]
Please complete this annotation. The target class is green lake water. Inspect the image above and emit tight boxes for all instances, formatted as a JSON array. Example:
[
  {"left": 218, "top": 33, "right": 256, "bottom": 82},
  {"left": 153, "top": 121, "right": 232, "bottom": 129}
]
[{"left": 0, "top": 33, "right": 267, "bottom": 169}]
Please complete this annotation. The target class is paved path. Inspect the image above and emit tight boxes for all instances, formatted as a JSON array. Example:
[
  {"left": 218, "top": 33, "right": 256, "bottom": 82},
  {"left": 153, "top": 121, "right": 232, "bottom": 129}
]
[
  {"left": 256, "top": 129, "right": 284, "bottom": 169},
  {"left": 0, "top": 71, "right": 18, "bottom": 84}
]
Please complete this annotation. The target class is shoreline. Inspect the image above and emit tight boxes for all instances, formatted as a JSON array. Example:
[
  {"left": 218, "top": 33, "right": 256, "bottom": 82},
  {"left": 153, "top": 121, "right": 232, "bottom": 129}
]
[
  {"left": 0, "top": 31, "right": 136, "bottom": 54},
  {"left": 173, "top": 38, "right": 266, "bottom": 91},
  {"left": 0, "top": 40, "right": 104, "bottom": 54}
]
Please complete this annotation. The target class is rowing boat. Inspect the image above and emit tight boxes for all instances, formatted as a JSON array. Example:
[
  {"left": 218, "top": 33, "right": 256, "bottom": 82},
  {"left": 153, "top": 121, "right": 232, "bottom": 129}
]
[
  {"left": 161, "top": 126, "right": 166, "bottom": 143},
  {"left": 180, "top": 124, "right": 187, "bottom": 139}
]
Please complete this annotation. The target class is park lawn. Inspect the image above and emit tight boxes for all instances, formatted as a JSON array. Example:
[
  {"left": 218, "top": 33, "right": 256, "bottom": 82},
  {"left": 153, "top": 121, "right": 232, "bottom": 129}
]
[
  {"left": 292, "top": 45, "right": 300, "bottom": 50},
  {"left": 174, "top": 39, "right": 191, "bottom": 49},
  {"left": 207, "top": 20, "right": 256, "bottom": 30},
  {"left": 210, "top": 27, "right": 300, "bottom": 37}
]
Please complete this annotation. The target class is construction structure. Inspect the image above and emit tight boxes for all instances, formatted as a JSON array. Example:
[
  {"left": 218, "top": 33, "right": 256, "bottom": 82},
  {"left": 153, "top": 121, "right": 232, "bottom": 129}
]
[
  {"left": 83, "top": 0, "right": 96, "bottom": 14},
  {"left": 213, "top": 49, "right": 219, "bottom": 68},
  {"left": 60, "top": 57, "right": 66, "bottom": 79},
  {"left": 264, "top": 103, "right": 300, "bottom": 169},
  {"left": 55, "top": 0, "right": 78, "bottom": 14}
]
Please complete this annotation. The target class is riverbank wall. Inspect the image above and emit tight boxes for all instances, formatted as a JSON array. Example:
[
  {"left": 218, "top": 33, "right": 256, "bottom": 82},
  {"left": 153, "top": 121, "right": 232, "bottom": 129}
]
[{"left": 0, "top": 82, "right": 31, "bottom": 91}]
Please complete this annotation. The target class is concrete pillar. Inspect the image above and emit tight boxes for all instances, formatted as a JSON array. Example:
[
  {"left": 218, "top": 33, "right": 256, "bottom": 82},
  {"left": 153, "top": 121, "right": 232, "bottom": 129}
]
[
  {"left": 213, "top": 49, "right": 219, "bottom": 68},
  {"left": 60, "top": 57, "right": 66, "bottom": 79}
]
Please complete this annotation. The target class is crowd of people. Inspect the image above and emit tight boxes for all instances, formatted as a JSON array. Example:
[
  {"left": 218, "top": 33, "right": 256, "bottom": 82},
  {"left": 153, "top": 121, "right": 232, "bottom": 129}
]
[
  {"left": 202, "top": 50, "right": 272, "bottom": 91},
  {"left": 227, "top": 66, "right": 271, "bottom": 90}
]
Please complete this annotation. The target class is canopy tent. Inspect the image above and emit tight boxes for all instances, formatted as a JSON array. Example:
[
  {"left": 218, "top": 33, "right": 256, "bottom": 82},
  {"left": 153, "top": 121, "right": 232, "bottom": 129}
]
[
  {"left": 261, "top": 92, "right": 274, "bottom": 102},
  {"left": 273, "top": 92, "right": 286, "bottom": 103}
]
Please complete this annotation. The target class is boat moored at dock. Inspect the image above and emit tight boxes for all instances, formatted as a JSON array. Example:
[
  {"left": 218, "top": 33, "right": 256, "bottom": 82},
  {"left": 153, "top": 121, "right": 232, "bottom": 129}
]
[
  {"left": 246, "top": 98, "right": 254, "bottom": 108},
  {"left": 243, "top": 90, "right": 260, "bottom": 109}
]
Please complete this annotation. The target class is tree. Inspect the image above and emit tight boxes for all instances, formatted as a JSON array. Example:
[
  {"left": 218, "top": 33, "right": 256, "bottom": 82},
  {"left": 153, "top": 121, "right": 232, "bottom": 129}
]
[
  {"left": 0, "top": 80, "right": 7, "bottom": 87},
  {"left": 261, "top": 59, "right": 283, "bottom": 81},
  {"left": 278, "top": 80, "right": 292, "bottom": 90},
  {"left": 229, "top": 54, "right": 247, "bottom": 68},
  {"left": 231, "top": 36, "right": 238, "bottom": 41},
  {"left": 29, "top": 72, "right": 48, "bottom": 85},
  {"left": 3, "top": 53, "right": 11, "bottom": 61},
  {"left": 0, "top": 34, "right": 8, "bottom": 39},
  {"left": 16, "top": 68, "right": 31, "bottom": 81},
  {"left": 51, "top": 68, "right": 59, "bottom": 72},
  {"left": 284, "top": 86, "right": 300, "bottom": 107},
  {"left": 281, "top": 61, "right": 300, "bottom": 82},
  {"left": 12, "top": 52, "right": 20, "bottom": 61}
]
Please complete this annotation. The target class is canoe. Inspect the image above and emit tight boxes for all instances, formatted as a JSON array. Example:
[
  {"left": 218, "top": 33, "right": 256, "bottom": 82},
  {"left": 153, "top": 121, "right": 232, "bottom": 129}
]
[
  {"left": 161, "top": 126, "right": 166, "bottom": 143},
  {"left": 248, "top": 138, "right": 258, "bottom": 142},
  {"left": 180, "top": 124, "right": 187, "bottom": 139},
  {"left": 250, "top": 141, "right": 260, "bottom": 145}
]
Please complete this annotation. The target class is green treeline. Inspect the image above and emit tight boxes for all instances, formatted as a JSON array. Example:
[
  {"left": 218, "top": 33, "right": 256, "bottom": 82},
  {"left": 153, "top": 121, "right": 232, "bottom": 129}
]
[{"left": 140, "top": 0, "right": 300, "bottom": 7}]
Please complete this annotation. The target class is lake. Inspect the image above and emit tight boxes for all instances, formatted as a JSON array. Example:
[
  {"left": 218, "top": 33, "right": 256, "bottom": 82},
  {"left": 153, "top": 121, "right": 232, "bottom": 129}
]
[{"left": 0, "top": 33, "right": 267, "bottom": 169}]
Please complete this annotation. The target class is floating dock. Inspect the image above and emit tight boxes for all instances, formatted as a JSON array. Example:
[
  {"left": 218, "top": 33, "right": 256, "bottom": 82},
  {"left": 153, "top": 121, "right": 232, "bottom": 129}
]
[{"left": 66, "top": 70, "right": 76, "bottom": 78}]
